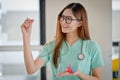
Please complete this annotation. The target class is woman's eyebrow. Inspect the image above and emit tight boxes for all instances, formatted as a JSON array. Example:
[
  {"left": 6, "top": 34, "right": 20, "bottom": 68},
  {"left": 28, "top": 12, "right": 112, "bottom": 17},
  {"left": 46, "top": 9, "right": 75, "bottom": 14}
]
[{"left": 62, "top": 14, "right": 73, "bottom": 17}]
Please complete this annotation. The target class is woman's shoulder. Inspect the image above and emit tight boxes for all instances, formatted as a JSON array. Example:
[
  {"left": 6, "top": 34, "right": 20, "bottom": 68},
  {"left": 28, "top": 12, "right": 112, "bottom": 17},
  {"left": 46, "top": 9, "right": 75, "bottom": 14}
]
[
  {"left": 44, "top": 39, "right": 56, "bottom": 51},
  {"left": 84, "top": 40, "right": 102, "bottom": 57},
  {"left": 45, "top": 39, "right": 56, "bottom": 46},
  {"left": 84, "top": 39, "right": 100, "bottom": 48}
]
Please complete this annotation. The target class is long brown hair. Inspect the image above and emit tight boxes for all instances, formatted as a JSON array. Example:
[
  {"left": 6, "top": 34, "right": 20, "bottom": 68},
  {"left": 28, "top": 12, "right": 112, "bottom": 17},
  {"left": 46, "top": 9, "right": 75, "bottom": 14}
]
[{"left": 53, "top": 3, "right": 91, "bottom": 68}]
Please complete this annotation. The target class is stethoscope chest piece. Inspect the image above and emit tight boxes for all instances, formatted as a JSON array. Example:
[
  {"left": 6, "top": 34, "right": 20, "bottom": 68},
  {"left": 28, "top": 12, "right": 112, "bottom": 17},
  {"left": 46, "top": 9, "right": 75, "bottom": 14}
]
[
  {"left": 78, "top": 54, "right": 84, "bottom": 60},
  {"left": 77, "top": 40, "right": 85, "bottom": 60}
]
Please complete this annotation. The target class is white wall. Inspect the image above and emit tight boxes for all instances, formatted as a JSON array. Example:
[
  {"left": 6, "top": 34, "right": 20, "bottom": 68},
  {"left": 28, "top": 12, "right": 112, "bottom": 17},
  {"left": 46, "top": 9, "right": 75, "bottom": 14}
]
[
  {"left": 112, "top": 11, "right": 120, "bottom": 41},
  {"left": 46, "top": 0, "right": 112, "bottom": 80}
]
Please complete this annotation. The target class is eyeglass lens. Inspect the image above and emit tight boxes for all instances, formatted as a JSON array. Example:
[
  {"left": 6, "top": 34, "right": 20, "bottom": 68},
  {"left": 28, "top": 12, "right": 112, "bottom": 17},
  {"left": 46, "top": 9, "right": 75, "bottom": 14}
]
[
  {"left": 60, "top": 15, "right": 80, "bottom": 24},
  {"left": 60, "top": 16, "right": 72, "bottom": 24}
]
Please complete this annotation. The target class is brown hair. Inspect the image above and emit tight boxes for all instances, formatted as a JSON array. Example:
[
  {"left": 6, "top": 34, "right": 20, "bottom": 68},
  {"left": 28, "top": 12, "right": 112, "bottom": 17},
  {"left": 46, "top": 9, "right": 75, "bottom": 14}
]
[{"left": 53, "top": 3, "right": 91, "bottom": 68}]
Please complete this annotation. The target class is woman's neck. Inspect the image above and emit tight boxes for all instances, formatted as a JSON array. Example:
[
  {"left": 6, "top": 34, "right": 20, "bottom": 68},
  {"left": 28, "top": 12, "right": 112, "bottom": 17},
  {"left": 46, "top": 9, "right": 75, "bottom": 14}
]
[{"left": 66, "top": 33, "right": 79, "bottom": 46}]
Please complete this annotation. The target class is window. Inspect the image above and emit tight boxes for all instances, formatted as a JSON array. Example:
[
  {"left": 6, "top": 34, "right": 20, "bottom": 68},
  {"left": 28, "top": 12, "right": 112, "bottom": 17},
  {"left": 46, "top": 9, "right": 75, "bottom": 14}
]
[{"left": 0, "top": 0, "right": 42, "bottom": 80}]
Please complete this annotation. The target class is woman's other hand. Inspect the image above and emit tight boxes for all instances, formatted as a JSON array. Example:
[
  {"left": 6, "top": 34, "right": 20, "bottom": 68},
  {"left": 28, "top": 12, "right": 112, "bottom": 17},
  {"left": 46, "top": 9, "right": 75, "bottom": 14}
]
[
  {"left": 21, "top": 18, "right": 34, "bottom": 38},
  {"left": 56, "top": 70, "right": 81, "bottom": 77}
]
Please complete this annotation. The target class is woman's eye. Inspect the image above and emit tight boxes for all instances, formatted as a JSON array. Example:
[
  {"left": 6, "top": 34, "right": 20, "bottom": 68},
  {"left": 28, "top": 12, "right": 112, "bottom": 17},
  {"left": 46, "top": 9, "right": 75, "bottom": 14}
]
[{"left": 67, "top": 17, "right": 71, "bottom": 20}]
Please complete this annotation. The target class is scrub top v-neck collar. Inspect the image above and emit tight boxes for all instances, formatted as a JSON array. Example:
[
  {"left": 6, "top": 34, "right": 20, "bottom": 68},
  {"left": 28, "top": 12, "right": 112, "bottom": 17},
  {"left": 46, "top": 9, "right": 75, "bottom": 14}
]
[
  {"left": 64, "top": 38, "right": 82, "bottom": 50},
  {"left": 59, "top": 38, "right": 83, "bottom": 59}
]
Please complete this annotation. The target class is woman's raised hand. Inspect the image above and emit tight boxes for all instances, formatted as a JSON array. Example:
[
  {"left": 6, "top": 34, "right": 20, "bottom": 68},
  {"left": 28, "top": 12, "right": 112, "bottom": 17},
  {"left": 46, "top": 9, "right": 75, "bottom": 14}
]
[{"left": 21, "top": 18, "right": 34, "bottom": 38}]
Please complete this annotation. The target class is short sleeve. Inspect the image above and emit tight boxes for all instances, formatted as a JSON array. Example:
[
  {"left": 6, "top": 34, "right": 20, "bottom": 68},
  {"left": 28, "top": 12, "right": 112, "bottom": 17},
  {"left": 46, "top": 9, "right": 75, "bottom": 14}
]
[
  {"left": 90, "top": 42, "right": 104, "bottom": 69},
  {"left": 37, "top": 40, "right": 56, "bottom": 66},
  {"left": 37, "top": 44, "right": 50, "bottom": 66}
]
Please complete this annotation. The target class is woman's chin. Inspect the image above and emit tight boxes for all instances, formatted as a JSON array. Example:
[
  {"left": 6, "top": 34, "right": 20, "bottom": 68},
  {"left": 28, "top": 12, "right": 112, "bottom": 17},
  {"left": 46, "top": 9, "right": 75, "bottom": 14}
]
[{"left": 62, "top": 30, "right": 68, "bottom": 33}]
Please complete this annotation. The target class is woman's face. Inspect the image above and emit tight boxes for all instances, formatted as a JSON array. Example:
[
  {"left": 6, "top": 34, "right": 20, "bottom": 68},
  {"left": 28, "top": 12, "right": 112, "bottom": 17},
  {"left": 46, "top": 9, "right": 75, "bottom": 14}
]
[{"left": 60, "top": 9, "right": 81, "bottom": 33}]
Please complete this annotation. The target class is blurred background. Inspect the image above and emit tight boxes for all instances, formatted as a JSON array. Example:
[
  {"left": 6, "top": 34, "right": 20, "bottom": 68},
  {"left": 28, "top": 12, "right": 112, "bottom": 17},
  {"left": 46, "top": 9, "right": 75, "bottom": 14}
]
[{"left": 0, "top": 0, "right": 120, "bottom": 80}]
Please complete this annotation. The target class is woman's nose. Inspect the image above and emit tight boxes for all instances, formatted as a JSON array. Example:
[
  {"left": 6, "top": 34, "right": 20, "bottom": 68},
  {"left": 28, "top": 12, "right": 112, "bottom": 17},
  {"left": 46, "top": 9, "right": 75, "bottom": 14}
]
[{"left": 61, "top": 19, "right": 67, "bottom": 25}]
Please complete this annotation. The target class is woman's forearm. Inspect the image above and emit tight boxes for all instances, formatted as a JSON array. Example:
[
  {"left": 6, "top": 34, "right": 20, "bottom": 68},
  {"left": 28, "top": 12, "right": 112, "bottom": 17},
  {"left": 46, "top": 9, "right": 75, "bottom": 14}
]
[
  {"left": 78, "top": 71, "right": 102, "bottom": 80},
  {"left": 23, "top": 36, "right": 36, "bottom": 74}
]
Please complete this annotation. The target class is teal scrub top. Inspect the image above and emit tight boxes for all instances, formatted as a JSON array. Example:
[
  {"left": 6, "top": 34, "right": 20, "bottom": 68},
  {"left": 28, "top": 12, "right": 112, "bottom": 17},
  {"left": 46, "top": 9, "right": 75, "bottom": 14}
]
[{"left": 38, "top": 39, "right": 104, "bottom": 80}]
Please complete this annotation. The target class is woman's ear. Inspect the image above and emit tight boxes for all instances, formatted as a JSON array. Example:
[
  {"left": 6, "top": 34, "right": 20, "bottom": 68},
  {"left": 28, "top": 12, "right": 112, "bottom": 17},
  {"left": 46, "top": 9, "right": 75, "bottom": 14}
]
[{"left": 78, "top": 21, "right": 83, "bottom": 27}]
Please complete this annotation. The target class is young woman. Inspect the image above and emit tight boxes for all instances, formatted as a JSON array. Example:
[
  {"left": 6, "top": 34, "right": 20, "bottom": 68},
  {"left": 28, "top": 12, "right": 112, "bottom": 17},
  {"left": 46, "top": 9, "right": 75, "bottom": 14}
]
[{"left": 21, "top": 3, "right": 104, "bottom": 80}]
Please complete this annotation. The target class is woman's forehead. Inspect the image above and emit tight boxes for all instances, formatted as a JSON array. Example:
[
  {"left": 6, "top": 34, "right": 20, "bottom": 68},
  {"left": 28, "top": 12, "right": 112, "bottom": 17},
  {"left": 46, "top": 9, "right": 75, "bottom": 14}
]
[{"left": 62, "top": 9, "right": 75, "bottom": 18}]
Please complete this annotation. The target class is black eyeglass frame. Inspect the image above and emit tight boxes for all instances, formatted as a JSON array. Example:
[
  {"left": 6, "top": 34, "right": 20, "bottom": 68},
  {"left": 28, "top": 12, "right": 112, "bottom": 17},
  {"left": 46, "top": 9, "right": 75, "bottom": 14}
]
[{"left": 59, "top": 15, "right": 81, "bottom": 24}]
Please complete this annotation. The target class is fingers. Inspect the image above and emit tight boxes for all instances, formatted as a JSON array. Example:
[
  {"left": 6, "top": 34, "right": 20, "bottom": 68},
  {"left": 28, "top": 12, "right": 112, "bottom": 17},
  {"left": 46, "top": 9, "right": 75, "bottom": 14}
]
[
  {"left": 21, "top": 18, "right": 34, "bottom": 29},
  {"left": 57, "top": 71, "right": 73, "bottom": 77},
  {"left": 57, "top": 71, "right": 66, "bottom": 77},
  {"left": 73, "top": 70, "right": 80, "bottom": 76},
  {"left": 56, "top": 70, "right": 80, "bottom": 77}
]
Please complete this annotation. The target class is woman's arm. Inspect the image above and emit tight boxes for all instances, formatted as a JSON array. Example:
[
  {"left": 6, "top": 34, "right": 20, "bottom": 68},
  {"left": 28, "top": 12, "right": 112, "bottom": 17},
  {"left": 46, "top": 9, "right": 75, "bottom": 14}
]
[
  {"left": 21, "top": 18, "right": 45, "bottom": 74},
  {"left": 76, "top": 67, "right": 103, "bottom": 80}
]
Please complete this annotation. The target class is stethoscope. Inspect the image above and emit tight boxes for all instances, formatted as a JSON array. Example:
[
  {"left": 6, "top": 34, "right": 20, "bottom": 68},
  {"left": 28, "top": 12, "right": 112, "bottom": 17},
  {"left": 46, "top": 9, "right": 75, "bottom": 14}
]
[
  {"left": 77, "top": 40, "right": 85, "bottom": 60},
  {"left": 60, "top": 39, "right": 85, "bottom": 60}
]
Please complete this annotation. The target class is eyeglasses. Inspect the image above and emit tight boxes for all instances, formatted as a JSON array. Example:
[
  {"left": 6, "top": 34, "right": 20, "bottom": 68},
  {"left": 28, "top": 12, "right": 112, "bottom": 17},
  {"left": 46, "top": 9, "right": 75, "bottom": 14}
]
[{"left": 59, "top": 15, "right": 81, "bottom": 24}]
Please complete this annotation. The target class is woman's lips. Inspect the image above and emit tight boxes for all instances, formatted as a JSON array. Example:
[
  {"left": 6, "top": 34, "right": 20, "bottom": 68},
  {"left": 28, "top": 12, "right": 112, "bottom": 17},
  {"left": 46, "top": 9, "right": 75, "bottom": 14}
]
[{"left": 62, "top": 26, "right": 69, "bottom": 28}]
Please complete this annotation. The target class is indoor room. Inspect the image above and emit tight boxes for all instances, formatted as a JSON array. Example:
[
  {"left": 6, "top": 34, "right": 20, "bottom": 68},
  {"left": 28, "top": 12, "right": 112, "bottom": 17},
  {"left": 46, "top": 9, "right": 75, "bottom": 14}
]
[{"left": 0, "top": 0, "right": 120, "bottom": 80}]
